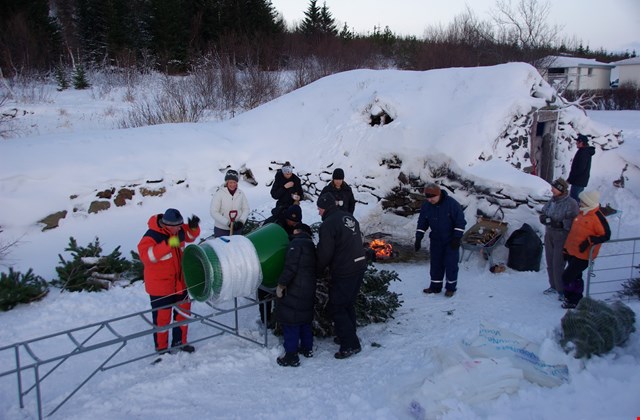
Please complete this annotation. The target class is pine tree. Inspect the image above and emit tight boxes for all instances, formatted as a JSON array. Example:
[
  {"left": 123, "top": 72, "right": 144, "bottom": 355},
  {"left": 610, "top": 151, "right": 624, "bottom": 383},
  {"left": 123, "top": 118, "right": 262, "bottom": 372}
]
[
  {"left": 73, "top": 65, "right": 90, "bottom": 89},
  {"left": 148, "top": 0, "right": 190, "bottom": 71},
  {"left": 339, "top": 23, "right": 354, "bottom": 41},
  {"left": 53, "top": 237, "right": 133, "bottom": 292},
  {"left": 0, "top": 268, "right": 49, "bottom": 311},
  {"left": 299, "top": 0, "right": 322, "bottom": 37},
  {"left": 75, "top": 0, "right": 109, "bottom": 63},
  {"left": 618, "top": 266, "right": 640, "bottom": 299},
  {"left": 0, "top": 0, "right": 62, "bottom": 71},
  {"left": 55, "top": 66, "right": 70, "bottom": 91},
  {"left": 319, "top": 2, "right": 337, "bottom": 36},
  {"left": 220, "top": 0, "right": 285, "bottom": 38}
]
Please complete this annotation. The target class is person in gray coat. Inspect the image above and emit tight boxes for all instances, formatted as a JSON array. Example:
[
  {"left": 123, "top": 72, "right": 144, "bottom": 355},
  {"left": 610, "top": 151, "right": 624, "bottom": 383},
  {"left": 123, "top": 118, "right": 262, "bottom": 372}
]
[{"left": 539, "top": 178, "right": 579, "bottom": 300}]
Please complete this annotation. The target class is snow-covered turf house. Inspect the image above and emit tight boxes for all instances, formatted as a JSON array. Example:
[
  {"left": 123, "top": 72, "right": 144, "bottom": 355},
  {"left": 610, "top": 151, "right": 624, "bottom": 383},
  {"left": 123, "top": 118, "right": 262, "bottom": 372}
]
[{"left": 7, "top": 62, "right": 624, "bottom": 252}]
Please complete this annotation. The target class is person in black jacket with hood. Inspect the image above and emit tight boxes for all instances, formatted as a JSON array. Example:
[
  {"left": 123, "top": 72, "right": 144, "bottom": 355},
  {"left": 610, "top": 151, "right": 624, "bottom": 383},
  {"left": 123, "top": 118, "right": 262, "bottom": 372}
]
[
  {"left": 567, "top": 134, "right": 595, "bottom": 203},
  {"left": 316, "top": 192, "right": 367, "bottom": 360},
  {"left": 267, "top": 162, "right": 304, "bottom": 223},
  {"left": 275, "top": 223, "right": 317, "bottom": 367},
  {"left": 321, "top": 168, "right": 356, "bottom": 214}
]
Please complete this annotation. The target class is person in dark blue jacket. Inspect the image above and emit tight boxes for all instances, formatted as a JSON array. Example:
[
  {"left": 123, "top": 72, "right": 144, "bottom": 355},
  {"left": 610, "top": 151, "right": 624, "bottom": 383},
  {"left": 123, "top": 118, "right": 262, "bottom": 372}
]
[
  {"left": 567, "top": 134, "right": 595, "bottom": 202},
  {"left": 321, "top": 168, "right": 356, "bottom": 214},
  {"left": 414, "top": 183, "right": 466, "bottom": 297},
  {"left": 266, "top": 162, "right": 304, "bottom": 223},
  {"left": 275, "top": 223, "right": 317, "bottom": 367},
  {"left": 316, "top": 193, "right": 367, "bottom": 359}
]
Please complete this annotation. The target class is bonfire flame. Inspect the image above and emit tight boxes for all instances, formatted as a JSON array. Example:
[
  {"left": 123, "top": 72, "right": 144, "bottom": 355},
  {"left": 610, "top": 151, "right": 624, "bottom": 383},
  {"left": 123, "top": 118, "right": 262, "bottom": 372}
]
[{"left": 370, "top": 239, "right": 393, "bottom": 259}]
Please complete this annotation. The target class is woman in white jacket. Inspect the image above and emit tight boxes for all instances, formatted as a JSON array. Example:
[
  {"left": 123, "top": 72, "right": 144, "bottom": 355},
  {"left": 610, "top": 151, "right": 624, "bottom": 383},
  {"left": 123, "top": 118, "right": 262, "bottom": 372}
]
[{"left": 210, "top": 169, "right": 250, "bottom": 237}]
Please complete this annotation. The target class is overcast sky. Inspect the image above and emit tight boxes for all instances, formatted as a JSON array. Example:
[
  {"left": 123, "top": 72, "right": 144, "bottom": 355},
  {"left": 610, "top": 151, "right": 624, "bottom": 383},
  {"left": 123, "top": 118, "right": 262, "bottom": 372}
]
[{"left": 270, "top": 0, "right": 640, "bottom": 53}]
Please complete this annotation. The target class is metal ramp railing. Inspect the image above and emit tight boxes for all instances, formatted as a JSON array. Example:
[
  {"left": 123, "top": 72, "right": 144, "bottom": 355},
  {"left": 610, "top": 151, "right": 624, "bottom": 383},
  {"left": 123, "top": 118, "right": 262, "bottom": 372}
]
[
  {"left": 585, "top": 236, "right": 640, "bottom": 299},
  {"left": 0, "top": 291, "right": 275, "bottom": 419}
]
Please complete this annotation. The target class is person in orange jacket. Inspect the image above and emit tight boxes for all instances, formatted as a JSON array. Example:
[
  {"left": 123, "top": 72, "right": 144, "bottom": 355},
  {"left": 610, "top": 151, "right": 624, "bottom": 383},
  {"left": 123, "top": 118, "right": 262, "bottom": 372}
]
[
  {"left": 138, "top": 208, "right": 201, "bottom": 355},
  {"left": 561, "top": 191, "right": 610, "bottom": 309}
]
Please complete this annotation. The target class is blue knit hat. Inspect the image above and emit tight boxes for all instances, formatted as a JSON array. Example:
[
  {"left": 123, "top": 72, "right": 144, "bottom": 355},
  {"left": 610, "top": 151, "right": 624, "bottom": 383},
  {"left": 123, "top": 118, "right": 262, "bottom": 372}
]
[{"left": 162, "top": 208, "right": 183, "bottom": 226}]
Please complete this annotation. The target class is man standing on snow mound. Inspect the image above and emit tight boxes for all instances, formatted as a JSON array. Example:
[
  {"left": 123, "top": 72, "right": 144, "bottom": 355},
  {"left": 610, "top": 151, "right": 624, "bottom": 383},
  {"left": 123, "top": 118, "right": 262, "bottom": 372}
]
[
  {"left": 138, "top": 208, "right": 201, "bottom": 355},
  {"left": 560, "top": 190, "right": 610, "bottom": 309},
  {"left": 266, "top": 161, "right": 304, "bottom": 224},
  {"left": 316, "top": 192, "right": 367, "bottom": 359},
  {"left": 414, "top": 183, "right": 466, "bottom": 297},
  {"left": 567, "top": 134, "right": 595, "bottom": 203},
  {"left": 321, "top": 168, "right": 356, "bottom": 214}
]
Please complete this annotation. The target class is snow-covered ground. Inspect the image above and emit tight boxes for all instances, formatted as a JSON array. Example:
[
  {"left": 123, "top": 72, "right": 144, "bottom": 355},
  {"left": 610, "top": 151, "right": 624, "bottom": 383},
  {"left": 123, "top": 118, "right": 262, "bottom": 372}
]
[{"left": 1, "top": 65, "right": 639, "bottom": 419}]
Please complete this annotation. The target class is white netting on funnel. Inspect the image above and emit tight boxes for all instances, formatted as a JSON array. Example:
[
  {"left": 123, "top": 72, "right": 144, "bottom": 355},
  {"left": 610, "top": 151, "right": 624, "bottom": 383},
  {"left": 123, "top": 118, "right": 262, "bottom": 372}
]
[{"left": 206, "top": 236, "right": 262, "bottom": 303}]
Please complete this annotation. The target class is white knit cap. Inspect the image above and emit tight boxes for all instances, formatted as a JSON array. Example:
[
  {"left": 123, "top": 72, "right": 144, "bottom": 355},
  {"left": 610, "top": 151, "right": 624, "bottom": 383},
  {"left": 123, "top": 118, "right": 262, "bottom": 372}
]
[{"left": 578, "top": 190, "right": 600, "bottom": 213}]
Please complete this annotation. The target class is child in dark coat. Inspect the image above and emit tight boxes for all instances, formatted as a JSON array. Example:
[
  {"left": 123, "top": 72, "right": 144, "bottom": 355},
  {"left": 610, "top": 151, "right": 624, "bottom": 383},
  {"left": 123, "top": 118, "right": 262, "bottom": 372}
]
[{"left": 275, "top": 223, "right": 317, "bottom": 367}]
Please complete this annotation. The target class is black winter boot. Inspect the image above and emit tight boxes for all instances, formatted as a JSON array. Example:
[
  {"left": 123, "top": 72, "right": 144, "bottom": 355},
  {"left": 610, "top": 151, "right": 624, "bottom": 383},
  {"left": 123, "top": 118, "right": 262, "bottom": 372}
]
[
  {"left": 277, "top": 352, "right": 300, "bottom": 367},
  {"left": 334, "top": 346, "right": 361, "bottom": 359},
  {"left": 299, "top": 348, "right": 313, "bottom": 358},
  {"left": 423, "top": 288, "right": 441, "bottom": 294}
]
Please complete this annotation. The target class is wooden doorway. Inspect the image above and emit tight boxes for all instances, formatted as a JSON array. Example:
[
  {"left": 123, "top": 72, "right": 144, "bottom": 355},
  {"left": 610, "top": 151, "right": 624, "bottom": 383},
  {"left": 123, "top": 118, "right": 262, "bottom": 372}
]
[{"left": 530, "top": 110, "right": 559, "bottom": 183}]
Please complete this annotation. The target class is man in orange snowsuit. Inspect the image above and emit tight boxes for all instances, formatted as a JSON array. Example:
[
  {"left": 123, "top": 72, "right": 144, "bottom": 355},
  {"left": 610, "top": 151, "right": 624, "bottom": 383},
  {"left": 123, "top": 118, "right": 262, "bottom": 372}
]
[
  {"left": 561, "top": 191, "right": 610, "bottom": 309},
  {"left": 138, "top": 208, "right": 201, "bottom": 354}
]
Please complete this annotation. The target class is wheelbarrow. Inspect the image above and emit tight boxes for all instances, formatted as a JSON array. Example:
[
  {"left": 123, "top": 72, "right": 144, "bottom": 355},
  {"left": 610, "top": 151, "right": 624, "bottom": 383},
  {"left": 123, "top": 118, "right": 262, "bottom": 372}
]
[{"left": 459, "top": 217, "right": 508, "bottom": 267}]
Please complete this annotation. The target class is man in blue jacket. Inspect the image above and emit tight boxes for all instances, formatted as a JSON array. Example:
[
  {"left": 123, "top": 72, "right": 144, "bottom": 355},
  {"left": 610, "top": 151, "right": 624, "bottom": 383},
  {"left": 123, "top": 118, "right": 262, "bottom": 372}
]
[{"left": 415, "top": 183, "right": 466, "bottom": 297}]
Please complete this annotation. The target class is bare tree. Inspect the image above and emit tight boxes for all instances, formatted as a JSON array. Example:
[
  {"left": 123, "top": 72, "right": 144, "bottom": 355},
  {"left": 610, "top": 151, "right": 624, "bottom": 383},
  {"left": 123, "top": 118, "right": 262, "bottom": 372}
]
[
  {"left": 0, "top": 230, "right": 22, "bottom": 267},
  {"left": 491, "top": 0, "right": 563, "bottom": 61}
]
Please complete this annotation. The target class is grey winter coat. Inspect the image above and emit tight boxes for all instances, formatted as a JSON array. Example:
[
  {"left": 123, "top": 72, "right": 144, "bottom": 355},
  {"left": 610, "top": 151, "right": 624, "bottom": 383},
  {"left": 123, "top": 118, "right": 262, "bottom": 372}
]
[{"left": 540, "top": 194, "right": 579, "bottom": 231}]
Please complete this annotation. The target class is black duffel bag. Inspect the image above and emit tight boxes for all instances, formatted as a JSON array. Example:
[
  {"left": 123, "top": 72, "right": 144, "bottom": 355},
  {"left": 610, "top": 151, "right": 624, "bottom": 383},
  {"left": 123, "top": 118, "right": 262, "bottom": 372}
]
[{"left": 505, "top": 223, "right": 543, "bottom": 271}]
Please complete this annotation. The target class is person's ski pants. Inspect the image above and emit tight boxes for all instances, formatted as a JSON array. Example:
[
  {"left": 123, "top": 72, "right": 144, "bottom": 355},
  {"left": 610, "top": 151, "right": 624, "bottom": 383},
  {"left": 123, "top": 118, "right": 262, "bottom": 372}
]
[{"left": 149, "top": 292, "right": 190, "bottom": 351}]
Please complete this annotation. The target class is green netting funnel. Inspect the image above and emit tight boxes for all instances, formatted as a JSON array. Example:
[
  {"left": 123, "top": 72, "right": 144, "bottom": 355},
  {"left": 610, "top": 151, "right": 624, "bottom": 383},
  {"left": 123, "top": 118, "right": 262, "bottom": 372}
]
[
  {"left": 182, "top": 243, "right": 223, "bottom": 301},
  {"left": 182, "top": 223, "right": 289, "bottom": 302},
  {"left": 245, "top": 223, "right": 289, "bottom": 288}
]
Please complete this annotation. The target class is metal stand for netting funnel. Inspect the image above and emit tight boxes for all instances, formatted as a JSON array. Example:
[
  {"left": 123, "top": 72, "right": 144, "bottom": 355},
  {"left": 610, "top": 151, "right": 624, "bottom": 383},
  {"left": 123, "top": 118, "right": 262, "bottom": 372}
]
[{"left": 0, "top": 294, "right": 275, "bottom": 419}]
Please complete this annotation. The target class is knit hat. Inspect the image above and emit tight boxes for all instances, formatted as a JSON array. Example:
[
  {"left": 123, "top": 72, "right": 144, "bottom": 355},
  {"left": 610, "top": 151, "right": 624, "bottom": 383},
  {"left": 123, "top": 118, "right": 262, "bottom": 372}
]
[
  {"left": 577, "top": 134, "right": 589, "bottom": 145},
  {"left": 551, "top": 177, "right": 569, "bottom": 194},
  {"left": 161, "top": 208, "right": 183, "bottom": 226},
  {"left": 578, "top": 190, "right": 600, "bottom": 213},
  {"left": 317, "top": 192, "right": 336, "bottom": 210},
  {"left": 225, "top": 169, "right": 239, "bottom": 182},
  {"left": 294, "top": 223, "right": 313, "bottom": 236},
  {"left": 281, "top": 162, "right": 293, "bottom": 175},
  {"left": 423, "top": 183, "right": 441, "bottom": 198},
  {"left": 332, "top": 168, "right": 345, "bottom": 180},
  {"left": 284, "top": 204, "right": 302, "bottom": 223}
]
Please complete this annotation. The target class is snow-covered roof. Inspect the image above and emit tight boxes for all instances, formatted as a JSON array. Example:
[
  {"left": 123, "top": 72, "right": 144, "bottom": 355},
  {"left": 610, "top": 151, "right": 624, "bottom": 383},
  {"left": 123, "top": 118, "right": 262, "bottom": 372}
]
[
  {"left": 613, "top": 56, "right": 640, "bottom": 66},
  {"left": 543, "top": 55, "right": 614, "bottom": 69}
]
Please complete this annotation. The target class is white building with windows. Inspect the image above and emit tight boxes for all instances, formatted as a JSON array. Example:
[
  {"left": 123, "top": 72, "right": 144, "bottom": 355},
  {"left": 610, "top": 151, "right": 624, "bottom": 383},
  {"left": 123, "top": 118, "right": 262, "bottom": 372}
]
[
  {"left": 612, "top": 56, "right": 640, "bottom": 86},
  {"left": 538, "top": 55, "right": 614, "bottom": 91}
]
